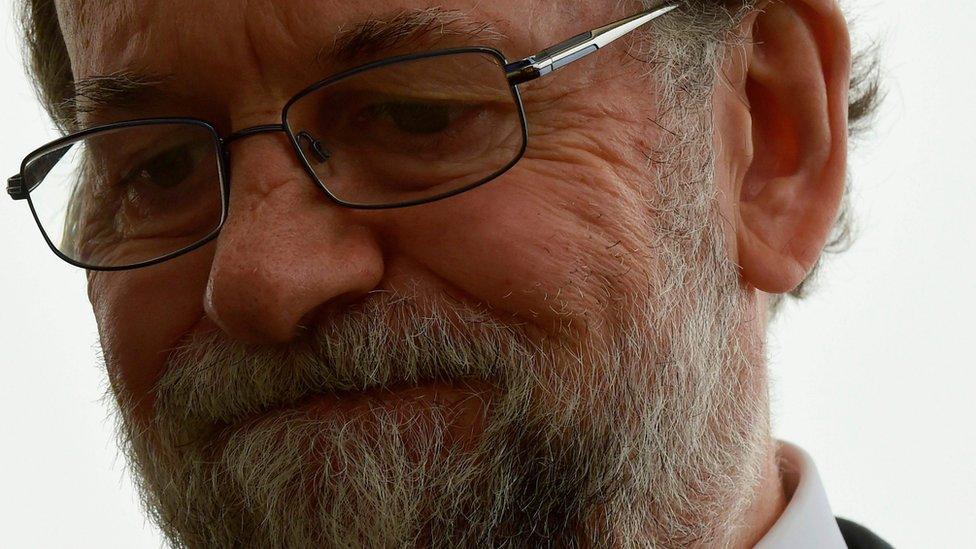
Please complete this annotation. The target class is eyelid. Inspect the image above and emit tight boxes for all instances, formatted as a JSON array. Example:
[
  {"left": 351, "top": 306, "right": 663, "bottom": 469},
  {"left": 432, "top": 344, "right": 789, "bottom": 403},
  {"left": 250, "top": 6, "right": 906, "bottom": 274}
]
[{"left": 114, "top": 138, "right": 197, "bottom": 183}]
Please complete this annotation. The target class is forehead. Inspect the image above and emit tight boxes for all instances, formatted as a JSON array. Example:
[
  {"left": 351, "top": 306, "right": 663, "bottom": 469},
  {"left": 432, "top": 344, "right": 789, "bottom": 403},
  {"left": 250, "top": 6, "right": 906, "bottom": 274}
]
[
  {"left": 53, "top": 0, "right": 614, "bottom": 127},
  {"left": 55, "top": 0, "right": 604, "bottom": 87}
]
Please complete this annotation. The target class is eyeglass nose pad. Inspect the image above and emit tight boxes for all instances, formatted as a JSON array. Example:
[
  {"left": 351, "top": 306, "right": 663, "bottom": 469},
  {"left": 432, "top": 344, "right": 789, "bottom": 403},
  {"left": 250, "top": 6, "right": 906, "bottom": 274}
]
[{"left": 296, "top": 131, "right": 332, "bottom": 164}]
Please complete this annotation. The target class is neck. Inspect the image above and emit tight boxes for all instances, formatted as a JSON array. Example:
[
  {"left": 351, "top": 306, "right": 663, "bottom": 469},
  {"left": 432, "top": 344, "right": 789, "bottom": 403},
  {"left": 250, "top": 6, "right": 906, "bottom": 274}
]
[
  {"left": 724, "top": 293, "right": 788, "bottom": 546},
  {"left": 728, "top": 438, "right": 788, "bottom": 548}
]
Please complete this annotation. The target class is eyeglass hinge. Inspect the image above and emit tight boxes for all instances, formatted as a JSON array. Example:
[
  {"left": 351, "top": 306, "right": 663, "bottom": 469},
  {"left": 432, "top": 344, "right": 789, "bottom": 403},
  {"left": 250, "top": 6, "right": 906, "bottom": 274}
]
[
  {"left": 7, "top": 174, "right": 26, "bottom": 200},
  {"left": 505, "top": 62, "right": 541, "bottom": 86}
]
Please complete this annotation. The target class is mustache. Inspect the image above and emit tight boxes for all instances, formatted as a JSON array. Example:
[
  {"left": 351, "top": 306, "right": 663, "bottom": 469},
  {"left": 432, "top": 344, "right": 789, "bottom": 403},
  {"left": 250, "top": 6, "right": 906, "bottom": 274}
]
[{"left": 148, "top": 292, "right": 538, "bottom": 443}]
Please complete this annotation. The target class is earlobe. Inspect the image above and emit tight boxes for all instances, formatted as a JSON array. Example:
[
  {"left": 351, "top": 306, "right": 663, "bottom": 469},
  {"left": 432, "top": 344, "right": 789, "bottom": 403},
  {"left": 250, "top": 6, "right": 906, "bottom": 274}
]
[{"left": 732, "top": 0, "right": 851, "bottom": 294}]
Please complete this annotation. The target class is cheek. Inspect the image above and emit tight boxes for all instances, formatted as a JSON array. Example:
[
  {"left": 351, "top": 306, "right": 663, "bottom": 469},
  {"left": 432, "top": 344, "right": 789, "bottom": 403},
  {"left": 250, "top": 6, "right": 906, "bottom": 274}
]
[
  {"left": 89, "top": 246, "right": 214, "bottom": 422},
  {"left": 390, "top": 148, "right": 652, "bottom": 339}
]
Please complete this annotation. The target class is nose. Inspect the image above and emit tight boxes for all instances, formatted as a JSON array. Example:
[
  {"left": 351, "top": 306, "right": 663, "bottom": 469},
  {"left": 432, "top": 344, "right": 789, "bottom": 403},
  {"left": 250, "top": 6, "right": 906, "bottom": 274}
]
[{"left": 204, "top": 129, "right": 385, "bottom": 343}]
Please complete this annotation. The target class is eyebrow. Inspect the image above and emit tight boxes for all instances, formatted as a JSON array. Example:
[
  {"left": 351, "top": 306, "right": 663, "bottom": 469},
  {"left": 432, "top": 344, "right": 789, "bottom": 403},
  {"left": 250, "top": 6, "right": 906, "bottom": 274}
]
[
  {"left": 327, "top": 8, "right": 505, "bottom": 64},
  {"left": 66, "top": 71, "right": 172, "bottom": 124},
  {"left": 65, "top": 8, "right": 507, "bottom": 126}
]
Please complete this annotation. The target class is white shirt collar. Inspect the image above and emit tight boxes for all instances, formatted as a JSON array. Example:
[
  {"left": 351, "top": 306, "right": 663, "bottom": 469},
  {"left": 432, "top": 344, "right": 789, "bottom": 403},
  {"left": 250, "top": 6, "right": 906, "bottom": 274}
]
[{"left": 754, "top": 441, "right": 847, "bottom": 549}]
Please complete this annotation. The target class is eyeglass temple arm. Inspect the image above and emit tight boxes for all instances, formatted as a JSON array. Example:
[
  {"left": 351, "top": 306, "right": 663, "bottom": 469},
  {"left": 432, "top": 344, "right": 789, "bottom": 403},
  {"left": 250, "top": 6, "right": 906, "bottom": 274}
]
[{"left": 504, "top": 2, "right": 680, "bottom": 86}]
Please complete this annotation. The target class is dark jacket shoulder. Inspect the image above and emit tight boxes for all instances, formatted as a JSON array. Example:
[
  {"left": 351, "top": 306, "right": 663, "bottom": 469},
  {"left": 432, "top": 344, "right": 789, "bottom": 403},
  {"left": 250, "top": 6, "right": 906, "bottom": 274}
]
[{"left": 836, "top": 517, "right": 894, "bottom": 549}]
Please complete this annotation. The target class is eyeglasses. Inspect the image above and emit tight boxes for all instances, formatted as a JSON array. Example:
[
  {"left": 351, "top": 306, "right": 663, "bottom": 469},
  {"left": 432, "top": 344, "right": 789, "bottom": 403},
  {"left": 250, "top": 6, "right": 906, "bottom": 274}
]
[{"left": 6, "top": 3, "right": 679, "bottom": 271}]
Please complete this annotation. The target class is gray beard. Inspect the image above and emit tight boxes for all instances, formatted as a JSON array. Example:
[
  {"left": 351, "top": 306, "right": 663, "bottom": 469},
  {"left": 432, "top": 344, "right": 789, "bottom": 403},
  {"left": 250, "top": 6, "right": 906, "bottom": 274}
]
[{"left": 108, "top": 214, "right": 769, "bottom": 548}]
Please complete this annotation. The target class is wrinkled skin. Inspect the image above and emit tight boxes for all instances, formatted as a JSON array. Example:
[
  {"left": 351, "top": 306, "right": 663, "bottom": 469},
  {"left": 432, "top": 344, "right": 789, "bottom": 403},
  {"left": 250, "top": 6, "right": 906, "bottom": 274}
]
[
  {"left": 54, "top": 0, "right": 851, "bottom": 545},
  {"left": 67, "top": 0, "right": 695, "bottom": 428}
]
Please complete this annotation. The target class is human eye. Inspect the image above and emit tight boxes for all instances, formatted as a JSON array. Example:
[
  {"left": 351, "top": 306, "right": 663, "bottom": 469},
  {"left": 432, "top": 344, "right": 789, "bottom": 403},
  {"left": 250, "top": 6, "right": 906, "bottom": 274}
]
[
  {"left": 341, "top": 94, "right": 494, "bottom": 157},
  {"left": 81, "top": 127, "right": 221, "bottom": 239},
  {"left": 116, "top": 140, "right": 208, "bottom": 192},
  {"left": 357, "top": 99, "right": 466, "bottom": 134}
]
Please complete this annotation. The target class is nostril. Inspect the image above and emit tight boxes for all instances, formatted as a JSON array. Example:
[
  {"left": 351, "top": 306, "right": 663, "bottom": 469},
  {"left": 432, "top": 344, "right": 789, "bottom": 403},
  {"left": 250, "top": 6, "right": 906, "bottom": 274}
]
[{"left": 296, "top": 131, "right": 332, "bottom": 164}]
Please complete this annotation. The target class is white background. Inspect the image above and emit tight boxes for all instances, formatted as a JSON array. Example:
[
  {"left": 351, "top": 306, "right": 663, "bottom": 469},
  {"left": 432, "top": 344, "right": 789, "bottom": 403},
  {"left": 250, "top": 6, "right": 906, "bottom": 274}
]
[{"left": 1, "top": 2, "right": 973, "bottom": 547}]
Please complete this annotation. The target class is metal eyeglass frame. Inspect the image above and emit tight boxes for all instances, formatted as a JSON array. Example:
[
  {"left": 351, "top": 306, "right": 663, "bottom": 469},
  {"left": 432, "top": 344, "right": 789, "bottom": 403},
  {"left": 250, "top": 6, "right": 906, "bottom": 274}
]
[{"left": 6, "top": 2, "right": 680, "bottom": 271}]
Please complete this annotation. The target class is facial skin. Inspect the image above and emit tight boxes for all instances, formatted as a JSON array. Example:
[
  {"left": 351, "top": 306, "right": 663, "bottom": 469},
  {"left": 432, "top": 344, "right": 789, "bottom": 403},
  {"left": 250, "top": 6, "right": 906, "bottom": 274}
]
[{"left": 55, "top": 0, "right": 851, "bottom": 546}]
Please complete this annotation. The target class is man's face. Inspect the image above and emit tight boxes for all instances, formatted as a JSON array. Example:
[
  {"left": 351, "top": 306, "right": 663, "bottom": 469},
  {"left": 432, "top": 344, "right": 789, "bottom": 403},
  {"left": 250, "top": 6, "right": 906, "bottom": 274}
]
[{"left": 58, "top": 0, "right": 767, "bottom": 545}]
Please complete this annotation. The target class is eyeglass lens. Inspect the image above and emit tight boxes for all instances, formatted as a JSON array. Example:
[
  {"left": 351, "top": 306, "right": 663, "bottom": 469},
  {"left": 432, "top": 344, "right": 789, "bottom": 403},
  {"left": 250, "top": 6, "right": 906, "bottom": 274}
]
[
  {"left": 284, "top": 51, "right": 524, "bottom": 205},
  {"left": 24, "top": 122, "right": 224, "bottom": 268},
  {"left": 23, "top": 51, "right": 524, "bottom": 269}
]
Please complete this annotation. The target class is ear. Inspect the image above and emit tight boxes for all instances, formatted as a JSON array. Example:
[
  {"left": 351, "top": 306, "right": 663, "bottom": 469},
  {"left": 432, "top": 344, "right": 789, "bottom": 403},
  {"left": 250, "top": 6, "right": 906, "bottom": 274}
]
[{"left": 724, "top": 0, "right": 851, "bottom": 294}]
